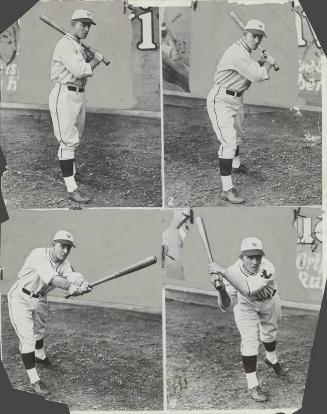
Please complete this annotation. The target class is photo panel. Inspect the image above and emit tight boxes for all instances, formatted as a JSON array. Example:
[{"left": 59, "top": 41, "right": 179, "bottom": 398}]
[
  {"left": 0, "top": 0, "right": 161, "bottom": 208},
  {"left": 161, "top": 0, "right": 322, "bottom": 207},
  {"left": 0, "top": 208, "right": 165, "bottom": 410},
  {"left": 163, "top": 206, "right": 322, "bottom": 410}
]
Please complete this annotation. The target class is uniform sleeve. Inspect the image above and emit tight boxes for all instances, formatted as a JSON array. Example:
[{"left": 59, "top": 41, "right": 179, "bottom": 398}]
[
  {"left": 56, "top": 39, "right": 93, "bottom": 79},
  {"left": 59, "top": 260, "right": 84, "bottom": 285},
  {"left": 232, "top": 52, "right": 268, "bottom": 83},
  {"left": 224, "top": 280, "right": 238, "bottom": 306},
  {"left": 30, "top": 250, "right": 58, "bottom": 285}
]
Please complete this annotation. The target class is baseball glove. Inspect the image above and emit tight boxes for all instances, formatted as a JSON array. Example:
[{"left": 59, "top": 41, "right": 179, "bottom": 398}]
[{"left": 254, "top": 285, "right": 276, "bottom": 301}]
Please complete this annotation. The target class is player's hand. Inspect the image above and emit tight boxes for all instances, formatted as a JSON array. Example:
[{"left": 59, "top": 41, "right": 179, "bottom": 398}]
[
  {"left": 79, "top": 281, "right": 92, "bottom": 294},
  {"left": 257, "top": 50, "right": 267, "bottom": 66},
  {"left": 208, "top": 262, "right": 225, "bottom": 275},
  {"left": 93, "top": 51, "right": 104, "bottom": 62},
  {"left": 68, "top": 284, "right": 82, "bottom": 297},
  {"left": 211, "top": 273, "right": 225, "bottom": 291},
  {"left": 266, "top": 55, "right": 276, "bottom": 66},
  {"left": 84, "top": 47, "right": 95, "bottom": 63}
]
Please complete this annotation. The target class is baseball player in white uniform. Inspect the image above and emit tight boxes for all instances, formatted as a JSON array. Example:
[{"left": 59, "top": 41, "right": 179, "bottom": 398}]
[
  {"left": 209, "top": 237, "right": 285, "bottom": 402},
  {"left": 7, "top": 230, "right": 92, "bottom": 396},
  {"left": 207, "top": 19, "right": 276, "bottom": 204},
  {"left": 49, "top": 9, "right": 104, "bottom": 204}
]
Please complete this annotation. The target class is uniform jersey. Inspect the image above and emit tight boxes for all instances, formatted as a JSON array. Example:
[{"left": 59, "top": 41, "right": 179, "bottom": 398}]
[
  {"left": 51, "top": 35, "right": 93, "bottom": 88},
  {"left": 213, "top": 39, "right": 269, "bottom": 93},
  {"left": 15, "top": 248, "right": 79, "bottom": 297},
  {"left": 225, "top": 257, "right": 277, "bottom": 306}
]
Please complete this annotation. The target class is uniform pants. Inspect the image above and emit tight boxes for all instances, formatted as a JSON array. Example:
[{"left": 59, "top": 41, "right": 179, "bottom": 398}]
[
  {"left": 207, "top": 84, "right": 244, "bottom": 159},
  {"left": 49, "top": 83, "right": 86, "bottom": 161},
  {"left": 233, "top": 294, "right": 281, "bottom": 356},
  {"left": 8, "top": 285, "right": 48, "bottom": 354}
]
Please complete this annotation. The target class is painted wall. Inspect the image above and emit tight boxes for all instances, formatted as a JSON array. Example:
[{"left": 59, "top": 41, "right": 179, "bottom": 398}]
[
  {"left": 0, "top": 0, "right": 160, "bottom": 111},
  {"left": 0, "top": 209, "right": 167, "bottom": 312}
]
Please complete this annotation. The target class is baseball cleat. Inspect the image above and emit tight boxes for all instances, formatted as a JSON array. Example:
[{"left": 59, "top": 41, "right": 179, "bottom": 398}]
[
  {"left": 30, "top": 380, "right": 50, "bottom": 396},
  {"left": 68, "top": 190, "right": 90, "bottom": 204},
  {"left": 264, "top": 358, "right": 287, "bottom": 376},
  {"left": 249, "top": 386, "right": 267, "bottom": 402},
  {"left": 35, "top": 356, "right": 51, "bottom": 367},
  {"left": 221, "top": 188, "right": 245, "bottom": 204},
  {"left": 232, "top": 164, "right": 249, "bottom": 174}
]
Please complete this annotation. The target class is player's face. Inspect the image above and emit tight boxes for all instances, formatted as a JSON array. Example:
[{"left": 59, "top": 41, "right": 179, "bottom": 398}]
[
  {"left": 51, "top": 242, "right": 72, "bottom": 261},
  {"left": 71, "top": 21, "right": 92, "bottom": 40},
  {"left": 242, "top": 254, "right": 262, "bottom": 273},
  {"left": 244, "top": 32, "right": 263, "bottom": 50}
]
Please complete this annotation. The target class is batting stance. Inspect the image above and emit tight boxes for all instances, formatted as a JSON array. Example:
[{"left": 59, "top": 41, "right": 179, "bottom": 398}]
[
  {"left": 209, "top": 237, "right": 285, "bottom": 402},
  {"left": 49, "top": 9, "right": 103, "bottom": 204},
  {"left": 207, "top": 19, "right": 276, "bottom": 204},
  {"left": 7, "top": 230, "right": 91, "bottom": 396}
]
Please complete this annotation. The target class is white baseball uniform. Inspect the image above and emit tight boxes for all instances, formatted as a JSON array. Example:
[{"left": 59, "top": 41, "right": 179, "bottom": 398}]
[
  {"left": 207, "top": 39, "right": 269, "bottom": 159},
  {"left": 49, "top": 35, "right": 93, "bottom": 160},
  {"left": 8, "top": 247, "right": 83, "bottom": 354},
  {"left": 224, "top": 257, "right": 281, "bottom": 356}
]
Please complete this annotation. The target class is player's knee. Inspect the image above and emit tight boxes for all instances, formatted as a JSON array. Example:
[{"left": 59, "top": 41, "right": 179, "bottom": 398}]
[
  {"left": 58, "top": 147, "right": 76, "bottom": 161},
  {"left": 241, "top": 338, "right": 259, "bottom": 356},
  {"left": 219, "top": 143, "right": 236, "bottom": 159},
  {"left": 21, "top": 343, "right": 35, "bottom": 354}
]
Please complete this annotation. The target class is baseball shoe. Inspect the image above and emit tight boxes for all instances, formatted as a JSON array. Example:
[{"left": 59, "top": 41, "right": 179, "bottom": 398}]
[
  {"left": 232, "top": 164, "right": 249, "bottom": 174},
  {"left": 249, "top": 386, "right": 267, "bottom": 402},
  {"left": 30, "top": 380, "right": 49, "bottom": 396},
  {"left": 221, "top": 188, "right": 245, "bottom": 204},
  {"left": 68, "top": 190, "right": 90, "bottom": 204},
  {"left": 35, "top": 356, "right": 51, "bottom": 367},
  {"left": 264, "top": 358, "right": 287, "bottom": 376}
]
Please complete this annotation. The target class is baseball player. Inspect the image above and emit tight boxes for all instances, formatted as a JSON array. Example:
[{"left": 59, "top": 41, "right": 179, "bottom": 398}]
[
  {"left": 49, "top": 9, "right": 104, "bottom": 204},
  {"left": 7, "top": 230, "right": 92, "bottom": 396},
  {"left": 208, "top": 237, "right": 285, "bottom": 402},
  {"left": 207, "top": 19, "right": 276, "bottom": 204}
]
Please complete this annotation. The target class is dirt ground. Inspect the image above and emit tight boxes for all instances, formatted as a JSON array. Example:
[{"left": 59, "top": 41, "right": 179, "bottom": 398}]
[
  {"left": 164, "top": 103, "right": 321, "bottom": 206},
  {"left": 165, "top": 298, "right": 318, "bottom": 410},
  {"left": 1, "top": 297, "right": 163, "bottom": 410},
  {"left": 0, "top": 109, "right": 161, "bottom": 208}
]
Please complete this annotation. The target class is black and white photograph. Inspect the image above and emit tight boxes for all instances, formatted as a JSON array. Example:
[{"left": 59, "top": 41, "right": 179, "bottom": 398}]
[
  {"left": 164, "top": 207, "right": 322, "bottom": 410},
  {"left": 162, "top": 0, "right": 322, "bottom": 206},
  {"left": 0, "top": 0, "right": 161, "bottom": 208},
  {"left": 0, "top": 208, "right": 163, "bottom": 410}
]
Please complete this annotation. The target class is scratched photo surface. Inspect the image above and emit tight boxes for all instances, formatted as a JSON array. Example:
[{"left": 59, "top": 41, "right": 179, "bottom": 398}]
[
  {"left": 0, "top": 0, "right": 161, "bottom": 208},
  {"left": 162, "top": 0, "right": 322, "bottom": 207},
  {"left": 164, "top": 207, "right": 322, "bottom": 410},
  {"left": 0, "top": 209, "right": 164, "bottom": 409}
]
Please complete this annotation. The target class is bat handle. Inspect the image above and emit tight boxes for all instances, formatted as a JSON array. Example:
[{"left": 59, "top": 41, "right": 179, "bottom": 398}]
[
  {"left": 65, "top": 293, "right": 72, "bottom": 299},
  {"left": 273, "top": 64, "right": 279, "bottom": 71},
  {"left": 102, "top": 58, "right": 110, "bottom": 66}
]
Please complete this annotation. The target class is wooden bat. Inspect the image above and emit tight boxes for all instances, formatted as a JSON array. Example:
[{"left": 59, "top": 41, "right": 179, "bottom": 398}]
[
  {"left": 229, "top": 11, "right": 279, "bottom": 71},
  {"left": 65, "top": 255, "right": 157, "bottom": 298},
  {"left": 39, "top": 14, "right": 110, "bottom": 66},
  {"left": 195, "top": 217, "right": 215, "bottom": 264}
]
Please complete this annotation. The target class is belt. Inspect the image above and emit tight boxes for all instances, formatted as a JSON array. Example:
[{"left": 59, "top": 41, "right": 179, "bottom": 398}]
[
  {"left": 226, "top": 89, "right": 242, "bottom": 97},
  {"left": 67, "top": 85, "right": 85, "bottom": 93},
  {"left": 22, "top": 288, "right": 40, "bottom": 298}
]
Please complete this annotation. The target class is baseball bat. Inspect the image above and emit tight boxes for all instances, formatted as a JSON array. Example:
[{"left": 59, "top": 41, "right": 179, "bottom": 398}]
[
  {"left": 65, "top": 255, "right": 157, "bottom": 298},
  {"left": 229, "top": 11, "right": 279, "bottom": 71},
  {"left": 39, "top": 14, "right": 110, "bottom": 66},
  {"left": 195, "top": 217, "right": 215, "bottom": 264}
]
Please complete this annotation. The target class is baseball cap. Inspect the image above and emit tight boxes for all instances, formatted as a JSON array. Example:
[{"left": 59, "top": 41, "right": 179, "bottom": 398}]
[
  {"left": 241, "top": 237, "right": 264, "bottom": 256},
  {"left": 53, "top": 230, "right": 76, "bottom": 247},
  {"left": 244, "top": 19, "right": 266, "bottom": 37},
  {"left": 71, "top": 9, "right": 96, "bottom": 25}
]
